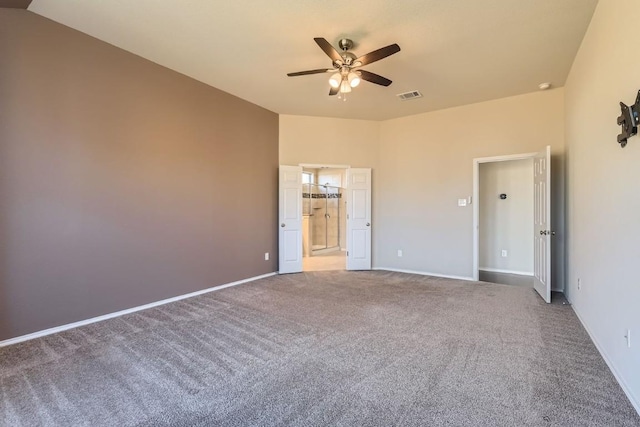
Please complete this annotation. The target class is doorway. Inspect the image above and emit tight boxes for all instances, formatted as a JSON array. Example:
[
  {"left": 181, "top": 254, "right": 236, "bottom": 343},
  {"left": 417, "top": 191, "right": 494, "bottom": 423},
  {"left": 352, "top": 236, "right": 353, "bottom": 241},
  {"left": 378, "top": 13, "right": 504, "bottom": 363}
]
[
  {"left": 278, "top": 165, "right": 372, "bottom": 274},
  {"left": 477, "top": 158, "right": 534, "bottom": 287},
  {"left": 301, "top": 166, "right": 347, "bottom": 271},
  {"left": 472, "top": 147, "right": 552, "bottom": 303}
]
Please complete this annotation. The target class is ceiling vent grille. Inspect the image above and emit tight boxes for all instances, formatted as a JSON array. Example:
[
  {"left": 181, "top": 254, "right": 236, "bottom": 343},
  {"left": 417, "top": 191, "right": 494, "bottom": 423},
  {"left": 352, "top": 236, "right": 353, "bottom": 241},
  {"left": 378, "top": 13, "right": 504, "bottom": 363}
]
[{"left": 397, "top": 90, "right": 423, "bottom": 101}]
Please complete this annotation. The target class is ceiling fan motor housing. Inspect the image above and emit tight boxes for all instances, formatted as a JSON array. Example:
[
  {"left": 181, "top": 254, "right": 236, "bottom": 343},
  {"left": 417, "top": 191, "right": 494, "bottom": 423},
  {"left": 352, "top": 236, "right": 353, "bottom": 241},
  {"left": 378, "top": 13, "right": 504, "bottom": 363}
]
[{"left": 338, "top": 38, "right": 354, "bottom": 51}]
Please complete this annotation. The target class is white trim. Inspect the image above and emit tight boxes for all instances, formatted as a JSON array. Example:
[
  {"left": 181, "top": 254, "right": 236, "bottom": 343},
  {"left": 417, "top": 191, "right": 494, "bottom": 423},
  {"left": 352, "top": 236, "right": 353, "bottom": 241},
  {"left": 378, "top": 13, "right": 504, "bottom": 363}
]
[
  {"left": 373, "top": 267, "right": 474, "bottom": 282},
  {"left": 0, "top": 272, "right": 277, "bottom": 347},
  {"left": 472, "top": 152, "right": 538, "bottom": 281},
  {"left": 473, "top": 152, "right": 538, "bottom": 165},
  {"left": 571, "top": 303, "right": 640, "bottom": 416},
  {"left": 479, "top": 267, "right": 534, "bottom": 276},
  {"left": 298, "top": 163, "right": 350, "bottom": 169}
]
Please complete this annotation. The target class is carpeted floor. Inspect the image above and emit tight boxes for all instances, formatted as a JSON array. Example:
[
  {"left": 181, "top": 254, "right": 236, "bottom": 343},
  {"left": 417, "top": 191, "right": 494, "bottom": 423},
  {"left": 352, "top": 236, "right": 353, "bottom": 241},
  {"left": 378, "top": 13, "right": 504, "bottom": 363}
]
[{"left": 1, "top": 271, "right": 638, "bottom": 426}]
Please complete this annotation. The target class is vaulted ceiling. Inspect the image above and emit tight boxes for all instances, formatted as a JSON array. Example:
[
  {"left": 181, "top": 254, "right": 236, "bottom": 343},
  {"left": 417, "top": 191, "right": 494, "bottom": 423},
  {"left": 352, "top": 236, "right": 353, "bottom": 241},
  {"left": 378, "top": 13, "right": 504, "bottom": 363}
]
[{"left": 27, "top": 0, "right": 598, "bottom": 120}]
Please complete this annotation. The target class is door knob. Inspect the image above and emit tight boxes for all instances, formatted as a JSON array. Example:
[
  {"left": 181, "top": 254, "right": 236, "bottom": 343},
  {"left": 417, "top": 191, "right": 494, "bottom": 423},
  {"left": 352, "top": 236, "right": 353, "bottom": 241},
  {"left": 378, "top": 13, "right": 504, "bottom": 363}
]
[
  {"left": 540, "top": 230, "right": 546, "bottom": 235},
  {"left": 366, "top": 222, "right": 370, "bottom": 227},
  {"left": 281, "top": 223, "right": 285, "bottom": 227}
]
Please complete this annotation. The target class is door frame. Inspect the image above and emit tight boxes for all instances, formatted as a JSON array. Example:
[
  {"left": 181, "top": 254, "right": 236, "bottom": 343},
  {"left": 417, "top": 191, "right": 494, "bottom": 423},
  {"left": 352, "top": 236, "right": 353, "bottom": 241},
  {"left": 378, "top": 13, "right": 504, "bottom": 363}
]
[
  {"left": 299, "top": 163, "right": 351, "bottom": 170},
  {"left": 472, "top": 152, "right": 537, "bottom": 281}
]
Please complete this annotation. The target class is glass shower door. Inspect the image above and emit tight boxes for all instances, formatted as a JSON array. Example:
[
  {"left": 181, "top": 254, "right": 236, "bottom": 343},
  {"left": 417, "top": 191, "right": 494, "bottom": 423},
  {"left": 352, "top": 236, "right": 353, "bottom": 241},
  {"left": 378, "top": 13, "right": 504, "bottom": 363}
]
[
  {"left": 326, "top": 186, "right": 340, "bottom": 249},
  {"left": 309, "top": 184, "right": 342, "bottom": 254},
  {"left": 311, "top": 184, "right": 326, "bottom": 251}
]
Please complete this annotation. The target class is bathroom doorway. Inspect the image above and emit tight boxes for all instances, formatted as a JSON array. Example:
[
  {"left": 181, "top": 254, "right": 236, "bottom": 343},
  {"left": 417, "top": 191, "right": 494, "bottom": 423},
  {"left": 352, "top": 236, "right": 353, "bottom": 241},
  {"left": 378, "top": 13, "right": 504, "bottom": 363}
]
[{"left": 301, "top": 166, "right": 347, "bottom": 271}]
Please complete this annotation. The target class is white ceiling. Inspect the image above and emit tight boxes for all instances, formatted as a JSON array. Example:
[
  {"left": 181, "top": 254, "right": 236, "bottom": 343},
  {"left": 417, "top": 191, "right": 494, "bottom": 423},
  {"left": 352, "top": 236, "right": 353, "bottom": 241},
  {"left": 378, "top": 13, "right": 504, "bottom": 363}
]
[{"left": 28, "top": 0, "right": 598, "bottom": 121}]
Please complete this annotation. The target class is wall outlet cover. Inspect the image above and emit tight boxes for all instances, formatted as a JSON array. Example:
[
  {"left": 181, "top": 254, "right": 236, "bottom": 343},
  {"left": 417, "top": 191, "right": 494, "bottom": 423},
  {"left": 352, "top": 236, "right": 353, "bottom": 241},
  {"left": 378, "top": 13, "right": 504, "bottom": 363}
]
[
  {"left": 397, "top": 250, "right": 403, "bottom": 257},
  {"left": 264, "top": 252, "right": 269, "bottom": 261}
]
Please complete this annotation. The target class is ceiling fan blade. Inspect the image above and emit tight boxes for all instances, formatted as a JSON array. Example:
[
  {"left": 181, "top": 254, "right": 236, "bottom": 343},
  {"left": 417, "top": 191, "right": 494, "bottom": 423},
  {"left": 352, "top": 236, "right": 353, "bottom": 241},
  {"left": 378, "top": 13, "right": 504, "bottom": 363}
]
[
  {"left": 314, "top": 37, "right": 343, "bottom": 63},
  {"left": 357, "top": 70, "right": 392, "bottom": 87},
  {"left": 287, "top": 68, "right": 333, "bottom": 77},
  {"left": 355, "top": 44, "right": 400, "bottom": 67},
  {"left": 329, "top": 86, "right": 339, "bottom": 96}
]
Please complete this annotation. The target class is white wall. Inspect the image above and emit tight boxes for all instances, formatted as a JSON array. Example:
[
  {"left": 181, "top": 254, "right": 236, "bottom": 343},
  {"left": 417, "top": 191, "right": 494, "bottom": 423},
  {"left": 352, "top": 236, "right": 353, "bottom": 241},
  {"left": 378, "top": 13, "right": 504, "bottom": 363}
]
[
  {"left": 564, "top": 0, "right": 640, "bottom": 411},
  {"left": 479, "top": 159, "right": 534, "bottom": 274},
  {"left": 377, "top": 90, "right": 565, "bottom": 284},
  {"left": 317, "top": 168, "right": 345, "bottom": 187}
]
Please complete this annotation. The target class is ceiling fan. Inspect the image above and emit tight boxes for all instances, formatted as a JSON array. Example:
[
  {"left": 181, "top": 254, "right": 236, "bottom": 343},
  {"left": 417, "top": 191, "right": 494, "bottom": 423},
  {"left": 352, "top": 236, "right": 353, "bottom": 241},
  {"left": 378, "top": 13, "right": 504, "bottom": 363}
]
[{"left": 287, "top": 38, "right": 401, "bottom": 99}]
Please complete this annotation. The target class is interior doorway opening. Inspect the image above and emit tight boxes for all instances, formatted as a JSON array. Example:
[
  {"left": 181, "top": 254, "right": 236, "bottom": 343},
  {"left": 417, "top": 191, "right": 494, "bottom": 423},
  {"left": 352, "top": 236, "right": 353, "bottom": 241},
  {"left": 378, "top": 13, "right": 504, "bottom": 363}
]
[
  {"left": 301, "top": 166, "right": 347, "bottom": 272},
  {"left": 278, "top": 164, "right": 372, "bottom": 274},
  {"left": 477, "top": 158, "right": 534, "bottom": 288},
  {"left": 473, "top": 147, "right": 552, "bottom": 303}
]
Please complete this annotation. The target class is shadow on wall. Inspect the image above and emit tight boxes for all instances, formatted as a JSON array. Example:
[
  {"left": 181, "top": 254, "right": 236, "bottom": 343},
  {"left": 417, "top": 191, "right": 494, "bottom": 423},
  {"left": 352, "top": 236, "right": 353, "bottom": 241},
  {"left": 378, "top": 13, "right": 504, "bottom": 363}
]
[
  {"left": 0, "top": 183, "right": 10, "bottom": 338},
  {"left": 550, "top": 153, "right": 566, "bottom": 292}
]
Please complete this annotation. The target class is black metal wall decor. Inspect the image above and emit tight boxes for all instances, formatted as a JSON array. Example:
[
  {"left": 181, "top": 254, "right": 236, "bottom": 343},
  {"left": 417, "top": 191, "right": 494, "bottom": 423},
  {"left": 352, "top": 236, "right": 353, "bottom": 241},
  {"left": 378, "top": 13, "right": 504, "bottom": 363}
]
[{"left": 617, "top": 90, "right": 640, "bottom": 147}]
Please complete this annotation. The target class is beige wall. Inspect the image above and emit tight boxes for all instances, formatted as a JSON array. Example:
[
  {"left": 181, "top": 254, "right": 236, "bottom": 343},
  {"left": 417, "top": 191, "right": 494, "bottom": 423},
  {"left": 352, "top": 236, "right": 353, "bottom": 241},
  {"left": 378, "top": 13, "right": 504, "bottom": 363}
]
[
  {"left": 479, "top": 159, "right": 534, "bottom": 274},
  {"left": 279, "top": 115, "right": 379, "bottom": 168},
  {"left": 0, "top": 10, "right": 279, "bottom": 341},
  {"left": 279, "top": 93, "right": 565, "bottom": 284},
  {"left": 279, "top": 114, "right": 379, "bottom": 257},
  {"left": 565, "top": 0, "right": 640, "bottom": 410},
  {"left": 377, "top": 90, "right": 565, "bottom": 284}
]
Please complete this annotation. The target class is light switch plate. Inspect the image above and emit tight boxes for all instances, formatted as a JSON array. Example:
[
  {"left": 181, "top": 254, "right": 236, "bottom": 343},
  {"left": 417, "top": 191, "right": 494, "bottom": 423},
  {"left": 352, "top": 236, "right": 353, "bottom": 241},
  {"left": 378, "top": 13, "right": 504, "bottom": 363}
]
[{"left": 458, "top": 199, "right": 467, "bottom": 207}]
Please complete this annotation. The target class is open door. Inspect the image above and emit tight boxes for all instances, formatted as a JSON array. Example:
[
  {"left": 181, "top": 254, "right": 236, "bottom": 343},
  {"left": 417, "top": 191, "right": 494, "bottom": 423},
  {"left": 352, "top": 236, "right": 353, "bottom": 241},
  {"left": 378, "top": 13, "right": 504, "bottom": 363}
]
[
  {"left": 533, "top": 146, "right": 551, "bottom": 303},
  {"left": 346, "top": 168, "right": 372, "bottom": 270},
  {"left": 278, "top": 165, "right": 303, "bottom": 274}
]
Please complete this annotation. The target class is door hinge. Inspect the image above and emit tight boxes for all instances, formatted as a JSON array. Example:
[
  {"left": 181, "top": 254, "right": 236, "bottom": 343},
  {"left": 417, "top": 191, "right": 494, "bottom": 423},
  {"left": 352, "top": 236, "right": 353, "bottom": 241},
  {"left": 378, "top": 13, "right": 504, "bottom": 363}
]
[{"left": 346, "top": 251, "right": 349, "bottom": 256}]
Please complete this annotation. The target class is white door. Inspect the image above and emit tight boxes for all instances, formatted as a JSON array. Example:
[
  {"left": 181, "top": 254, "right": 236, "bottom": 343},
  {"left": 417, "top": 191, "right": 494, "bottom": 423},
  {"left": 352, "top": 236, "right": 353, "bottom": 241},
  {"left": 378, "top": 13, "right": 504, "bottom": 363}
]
[
  {"left": 279, "top": 165, "right": 303, "bottom": 274},
  {"left": 533, "top": 146, "right": 551, "bottom": 303},
  {"left": 346, "top": 168, "right": 372, "bottom": 270}
]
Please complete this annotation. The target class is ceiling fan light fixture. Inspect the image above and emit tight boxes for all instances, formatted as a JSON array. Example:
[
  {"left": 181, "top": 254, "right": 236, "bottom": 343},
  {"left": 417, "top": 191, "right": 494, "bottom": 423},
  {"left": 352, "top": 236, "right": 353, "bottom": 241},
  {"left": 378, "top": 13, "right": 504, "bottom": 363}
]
[
  {"left": 348, "top": 72, "right": 361, "bottom": 88},
  {"left": 329, "top": 73, "right": 341, "bottom": 88},
  {"left": 340, "top": 80, "right": 352, "bottom": 93}
]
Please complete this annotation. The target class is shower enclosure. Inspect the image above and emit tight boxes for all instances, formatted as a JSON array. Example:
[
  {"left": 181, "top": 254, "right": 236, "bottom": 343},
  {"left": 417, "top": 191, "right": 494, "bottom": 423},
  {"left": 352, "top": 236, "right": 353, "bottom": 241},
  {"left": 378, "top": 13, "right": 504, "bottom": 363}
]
[{"left": 303, "top": 183, "right": 342, "bottom": 254}]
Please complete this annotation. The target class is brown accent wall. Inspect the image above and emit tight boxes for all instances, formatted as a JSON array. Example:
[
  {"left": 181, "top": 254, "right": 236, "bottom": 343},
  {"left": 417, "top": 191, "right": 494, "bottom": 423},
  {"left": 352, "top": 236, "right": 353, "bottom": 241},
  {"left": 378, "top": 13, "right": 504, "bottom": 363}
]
[
  {"left": 0, "top": 1, "right": 32, "bottom": 9},
  {"left": 0, "top": 10, "right": 279, "bottom": 341}
]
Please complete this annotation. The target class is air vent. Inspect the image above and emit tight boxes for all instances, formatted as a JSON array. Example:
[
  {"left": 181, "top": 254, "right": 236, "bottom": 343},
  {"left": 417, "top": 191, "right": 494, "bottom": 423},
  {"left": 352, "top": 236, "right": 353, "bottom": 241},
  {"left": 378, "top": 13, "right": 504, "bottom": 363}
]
[{"left": 397, "top": 90, "right": 423, "bottom": 101}]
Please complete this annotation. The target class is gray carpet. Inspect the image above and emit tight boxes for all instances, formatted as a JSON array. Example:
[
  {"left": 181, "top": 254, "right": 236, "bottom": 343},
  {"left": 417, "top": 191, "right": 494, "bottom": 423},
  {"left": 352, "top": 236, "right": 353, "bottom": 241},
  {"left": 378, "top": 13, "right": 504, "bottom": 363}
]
[{"left": 1, "top": 271, "right": 638, "bottom": 426}]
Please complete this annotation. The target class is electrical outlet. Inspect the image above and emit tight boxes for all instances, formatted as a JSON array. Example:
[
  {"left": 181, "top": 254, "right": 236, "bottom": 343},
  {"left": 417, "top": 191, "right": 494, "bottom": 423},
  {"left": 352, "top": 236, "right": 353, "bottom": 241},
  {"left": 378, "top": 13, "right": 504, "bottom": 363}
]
[
  {"left": 501, "top": 250, "right": 508, "bottom": 257},
  {"left": 264, "top": 252, "right": 269, "bottom": 261},
  {"left": 397, "top": 249, "right": 403, "bottom": 257},
  {"left": 625, "top": 329, "right": 631, "bottom": 348},
  {"left": 577, "top": 278, "right": 581, "bottom": 290}
]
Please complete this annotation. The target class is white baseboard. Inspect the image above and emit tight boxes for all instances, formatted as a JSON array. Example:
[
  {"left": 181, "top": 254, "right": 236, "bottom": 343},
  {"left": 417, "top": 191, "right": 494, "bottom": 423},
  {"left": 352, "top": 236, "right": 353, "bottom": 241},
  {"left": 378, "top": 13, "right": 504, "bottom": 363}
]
[
  {"left": 373, "top": 267, "right": 474, "bottom": 282},
  {"left": 0, "top": 272, "right": 277, "bottom": 348},
  {"left": 570, "top": 302, "right": 640, "bottom": 416},
  {"left": 479, "top": 267, "right": 534, "bottom": 276}
]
